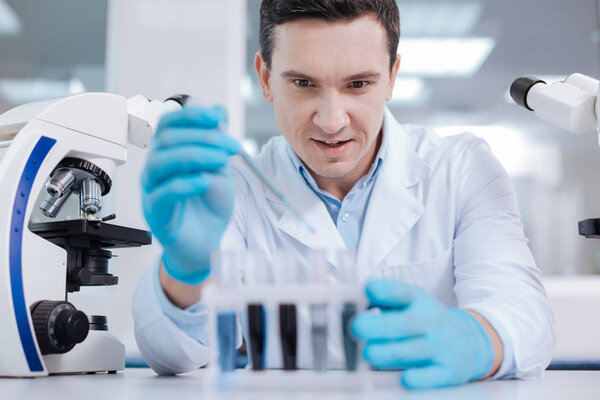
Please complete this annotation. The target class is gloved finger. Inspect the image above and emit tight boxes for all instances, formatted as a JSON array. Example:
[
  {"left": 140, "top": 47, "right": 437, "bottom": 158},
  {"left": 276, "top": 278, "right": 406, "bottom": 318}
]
[
  {"left": 401, "top": 365, "right": 459, "bottom": 390},
  {"left": 363, "top": 337, "right": 433, "bottom": 369},
  {"left": 156, "top": 106, "right": 227, "bottom": 132},
  {"left": 145, "top": 174, "right": 211, "bottom": 217},
  {"left": 142, "top": 147, "right": 231, "bottom": 190},
  {"left": 351, "top": 309, "right": 428, "bottom": 340},
  {"left": 365, "top": 279, "right": 422, "bottom": 309},
  {"left": 153, "top": 128, "right": 240, "bottom": 154}
]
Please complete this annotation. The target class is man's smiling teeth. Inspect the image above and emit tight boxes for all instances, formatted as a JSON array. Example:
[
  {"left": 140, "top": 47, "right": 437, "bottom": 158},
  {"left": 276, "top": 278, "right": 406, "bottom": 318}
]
[{"left": 319, "top": 139, "right": 350, "bottom": 147}]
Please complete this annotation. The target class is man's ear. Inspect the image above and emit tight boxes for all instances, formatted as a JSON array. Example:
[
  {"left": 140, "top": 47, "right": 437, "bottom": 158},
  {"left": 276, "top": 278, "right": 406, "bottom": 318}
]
[
  {"left": 385, "top": 54, "right": 401, "bottom": 101},
  {"left": 255, "top": 51, "right": 273, "bottom": 102}
]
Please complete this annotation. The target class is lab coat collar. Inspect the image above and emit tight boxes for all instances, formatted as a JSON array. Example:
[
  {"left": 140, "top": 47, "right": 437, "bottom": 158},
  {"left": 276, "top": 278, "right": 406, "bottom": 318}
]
[
  {"left": 355, "top": 108, "right": 430, "bottom": 276},
  {"left": 268, "top": 108, "right": 430, "bottom": 270},
  {"left": 267, "top": 142, "right": 347, "bottom": 267}
]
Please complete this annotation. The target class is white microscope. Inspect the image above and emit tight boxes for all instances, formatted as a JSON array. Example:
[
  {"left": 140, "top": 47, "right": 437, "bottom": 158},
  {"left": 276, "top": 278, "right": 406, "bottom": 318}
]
[
  {"left": 0, "top": 92, "right": 182, "bottom": 377},
  {"left": 510, "top": 73, "right": 600, "bottom": 237}
]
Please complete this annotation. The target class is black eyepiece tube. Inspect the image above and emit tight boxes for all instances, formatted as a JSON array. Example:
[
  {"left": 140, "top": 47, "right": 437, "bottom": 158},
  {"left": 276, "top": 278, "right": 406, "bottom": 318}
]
[{"left": 510, "top": 77, "right": 546, "bottom": 111}]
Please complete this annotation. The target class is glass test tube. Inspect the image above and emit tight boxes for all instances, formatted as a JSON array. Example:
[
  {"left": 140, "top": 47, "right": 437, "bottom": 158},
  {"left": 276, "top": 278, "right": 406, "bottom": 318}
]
[
  {"left": 279, "top": 303, "right": 297, "bottom": 370},
  {"left": 310, "top": 303, "right": 328, "bottom": 371},
  {"left": 247, "top": 304, "right": 266, "bottom": 370},
  {"left": 341, "top": 302, "right": 359, "bottom": 371},
  {"left": 217, "top": 309, "right": 237, "bottom": 372},
  {"left": 337, "top": 250, "right": 359, "bottom": 371},
  {"left": 306, "top": 250, "right": 329, "bottom": 371}
]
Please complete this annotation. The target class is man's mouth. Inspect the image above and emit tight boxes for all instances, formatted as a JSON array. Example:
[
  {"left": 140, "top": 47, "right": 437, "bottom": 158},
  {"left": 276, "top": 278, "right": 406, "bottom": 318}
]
[{"left": 315, "top": 139, "right": 351, "bottom": 148}]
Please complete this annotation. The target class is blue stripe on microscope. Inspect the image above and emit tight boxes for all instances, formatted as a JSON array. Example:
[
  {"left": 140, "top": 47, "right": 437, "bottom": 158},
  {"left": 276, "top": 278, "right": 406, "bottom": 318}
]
[{"left": 9, "top": 136, "right": 56, "bottom": 372}]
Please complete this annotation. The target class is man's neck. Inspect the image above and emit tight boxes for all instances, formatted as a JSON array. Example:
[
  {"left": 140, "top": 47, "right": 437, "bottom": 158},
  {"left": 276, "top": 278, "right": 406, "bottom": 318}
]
[{"left": 310, "top": 132, "right": 382, "bottom": 201}]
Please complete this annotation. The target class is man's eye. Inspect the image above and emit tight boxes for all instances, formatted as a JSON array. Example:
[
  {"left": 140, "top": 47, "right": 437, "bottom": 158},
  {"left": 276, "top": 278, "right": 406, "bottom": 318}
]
[
  {"left": 351, "top": 81, "right": 368, "bottom": 89},
  {"left": 294, "top": 79, "right": 311, "bottom": 87}
]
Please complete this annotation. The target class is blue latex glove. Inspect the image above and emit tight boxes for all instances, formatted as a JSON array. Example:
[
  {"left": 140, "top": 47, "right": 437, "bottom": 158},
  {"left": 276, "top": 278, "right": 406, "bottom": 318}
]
[
  {"left": 141, "top": 106, "right": 240, "bottom": 284},
  {"left": 351, "top": 279, "right": 494, "bottom": 389}
]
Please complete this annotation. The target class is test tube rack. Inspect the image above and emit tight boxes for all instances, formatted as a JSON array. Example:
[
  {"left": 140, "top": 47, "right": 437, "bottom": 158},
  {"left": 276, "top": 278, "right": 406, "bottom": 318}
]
[{"left": 203, "top": 282, "right": 383, "bottom": 392}]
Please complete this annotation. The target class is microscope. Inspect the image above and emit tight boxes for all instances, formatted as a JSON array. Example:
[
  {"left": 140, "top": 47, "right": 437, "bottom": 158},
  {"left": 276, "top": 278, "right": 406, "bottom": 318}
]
[
  {"left": 510, "top": 73, "right": 600, "bottom": 238},
  {"left": 0, "top": 92, "right": 181, "bottom": 377}
]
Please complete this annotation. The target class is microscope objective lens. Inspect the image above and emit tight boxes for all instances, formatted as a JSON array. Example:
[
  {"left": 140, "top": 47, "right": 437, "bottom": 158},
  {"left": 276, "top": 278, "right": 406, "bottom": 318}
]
[
  {"left": 47, "top": 169, "right": 75, "bottom": 197},
  {"left": 39, "top": 190, "right": 71, "bottom": 218},
  {"left": 80, "top": 178, "right": 102, "bottom": 215}
]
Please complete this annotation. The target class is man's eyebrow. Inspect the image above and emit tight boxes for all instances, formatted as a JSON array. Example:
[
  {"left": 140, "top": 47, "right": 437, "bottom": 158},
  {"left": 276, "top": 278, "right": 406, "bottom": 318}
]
[
  {"left": 281, "top": 70, "right": 316, "bottom": 80},
  {"left": 344, "top": 72, "right": 381, "bottom": 81},
  {"left": 280, "top": 70, "right": 382, "bottom": 82}
]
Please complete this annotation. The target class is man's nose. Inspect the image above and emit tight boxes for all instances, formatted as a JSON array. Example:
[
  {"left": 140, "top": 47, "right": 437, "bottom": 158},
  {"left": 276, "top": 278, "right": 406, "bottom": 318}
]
[{"left": 313, "top": 92, "right": 350, "bottom": 134}]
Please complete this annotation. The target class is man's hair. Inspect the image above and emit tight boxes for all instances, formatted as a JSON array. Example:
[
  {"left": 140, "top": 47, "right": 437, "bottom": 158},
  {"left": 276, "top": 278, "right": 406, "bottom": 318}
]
[{"left": 259, "top": 0, "right": 400, "bottom": 70}]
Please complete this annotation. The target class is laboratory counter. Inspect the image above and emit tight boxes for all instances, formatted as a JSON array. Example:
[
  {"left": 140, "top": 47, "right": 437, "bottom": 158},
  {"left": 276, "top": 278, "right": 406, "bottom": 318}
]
[{"left": 1, "top": 368, "right": 598, "bottom": 399}]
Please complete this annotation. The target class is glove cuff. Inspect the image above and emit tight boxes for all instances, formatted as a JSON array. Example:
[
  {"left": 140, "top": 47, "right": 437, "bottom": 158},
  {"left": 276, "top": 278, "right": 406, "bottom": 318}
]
[
  {"left": 162, "top": 254, "right": 211, "bottom": 285},
  {"left": 448, "top": 308, "right": 495, "bottom": 381}
]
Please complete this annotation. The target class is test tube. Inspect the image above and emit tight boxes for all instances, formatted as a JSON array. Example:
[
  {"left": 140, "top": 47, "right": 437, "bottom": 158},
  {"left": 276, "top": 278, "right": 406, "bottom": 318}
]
[
  {"left": 341, "top": 302, "right": 359, "bottom": 371},
  {"left": 305, "top": 250, "right": 329, "bottom": 371},
  {"left": 279, "top": 303, "right": 297, "bottom": 370},
  {"left": 217, "top": 309, "right": 237, "bottom": 372},
  {"left": 336, "top": 250, "right": 358, "bottom": 284},
  {"left": 247, "top": 304, "right": 267, "bottom": 370},
  {"left": 310, "top": 303, "right": 328, "bottom": 371},
  {"left": 210, "top": 251, "right": 243, "bottom": 288},
  {"left": 274, "top": 251, "right": 300, "bottom": 285}
]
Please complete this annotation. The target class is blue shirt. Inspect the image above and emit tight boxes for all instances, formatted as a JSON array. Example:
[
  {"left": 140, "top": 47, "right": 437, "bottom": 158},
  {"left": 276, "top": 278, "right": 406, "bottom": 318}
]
[{"left": 285, "top": 132, "right": 388, "bottom": 251}]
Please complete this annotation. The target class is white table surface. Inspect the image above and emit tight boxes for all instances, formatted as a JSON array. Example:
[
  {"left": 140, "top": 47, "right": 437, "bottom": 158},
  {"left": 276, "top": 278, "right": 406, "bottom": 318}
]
[{"left": 1, "top": 368, "right": 598, "bottom": 400}]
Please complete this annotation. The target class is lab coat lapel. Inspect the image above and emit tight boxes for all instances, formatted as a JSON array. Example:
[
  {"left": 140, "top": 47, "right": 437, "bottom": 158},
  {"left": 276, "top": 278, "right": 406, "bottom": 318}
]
[
  {"left": 267, "top": 142, "right": 347, "bottom": 267},
  {"left": 356, "top": 111, "right": 430, "bottom": 276}
]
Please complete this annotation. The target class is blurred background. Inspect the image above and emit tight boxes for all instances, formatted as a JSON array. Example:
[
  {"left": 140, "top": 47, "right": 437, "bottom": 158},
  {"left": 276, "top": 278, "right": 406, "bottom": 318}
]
[{"left": 1, "top": 0, "right": 599, "bottom": 366}]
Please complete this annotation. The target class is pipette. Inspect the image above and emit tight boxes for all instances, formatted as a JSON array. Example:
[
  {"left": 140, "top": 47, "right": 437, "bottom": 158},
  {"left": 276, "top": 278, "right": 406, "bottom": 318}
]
[
  {"left": 237, "top": 150, "right": 315, "bottom": 233},
  {"left": 168, "top": 94, "right": 316, "bottom": 234}
]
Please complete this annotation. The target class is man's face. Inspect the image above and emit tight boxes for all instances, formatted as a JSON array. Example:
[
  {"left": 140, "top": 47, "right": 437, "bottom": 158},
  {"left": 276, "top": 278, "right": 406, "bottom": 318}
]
[{"left": 256, "top": 15, "right": 400, "bottom": 180}]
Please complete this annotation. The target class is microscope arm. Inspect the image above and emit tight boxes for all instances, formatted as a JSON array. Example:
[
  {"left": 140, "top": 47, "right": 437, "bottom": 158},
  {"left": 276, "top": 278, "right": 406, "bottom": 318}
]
[{"left": 126, "top": 96, "right": 181, "bottom": 149}]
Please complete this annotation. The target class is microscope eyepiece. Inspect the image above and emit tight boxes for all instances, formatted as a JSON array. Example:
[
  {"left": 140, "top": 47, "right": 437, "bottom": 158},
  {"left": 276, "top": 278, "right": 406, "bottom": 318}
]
[{"left": 510, "top": 77, "right": 546, "bottom": 111}]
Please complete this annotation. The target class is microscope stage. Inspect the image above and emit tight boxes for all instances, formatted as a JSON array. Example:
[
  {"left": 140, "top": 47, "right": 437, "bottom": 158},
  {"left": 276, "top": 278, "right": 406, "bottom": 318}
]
[{"left": 29, "top": 219, "right": 151, "bottom": 248}]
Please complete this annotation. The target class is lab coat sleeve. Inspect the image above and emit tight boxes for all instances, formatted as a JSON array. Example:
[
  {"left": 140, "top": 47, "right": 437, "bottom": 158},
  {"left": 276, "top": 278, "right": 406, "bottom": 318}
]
[
  {"left": 132, "top": 261, "right": 211, "bottom": 375},
  {"left": 452, "top": 136, "right": 555, "bottom": 379}
]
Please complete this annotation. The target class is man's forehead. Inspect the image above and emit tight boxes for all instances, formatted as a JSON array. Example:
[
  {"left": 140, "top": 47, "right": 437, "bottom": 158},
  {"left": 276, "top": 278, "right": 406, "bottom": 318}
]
[{"left": 270, "top": 14, "right": 389, "bottom": 72}]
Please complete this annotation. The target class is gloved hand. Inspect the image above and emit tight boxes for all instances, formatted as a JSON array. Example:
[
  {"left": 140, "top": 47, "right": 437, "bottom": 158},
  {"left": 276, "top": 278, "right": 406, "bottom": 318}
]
[
  {"left": 141, "top": 106, "right": 240, "bottom": 284},
  {"left": 351, "top": 279, "right": 494, "bottom": 389}
]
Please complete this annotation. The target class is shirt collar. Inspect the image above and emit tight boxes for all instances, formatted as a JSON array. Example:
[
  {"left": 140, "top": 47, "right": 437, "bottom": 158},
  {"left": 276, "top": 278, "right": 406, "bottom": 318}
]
[{"left": 285, "top": 119, "right": 389, "bottom": 191}]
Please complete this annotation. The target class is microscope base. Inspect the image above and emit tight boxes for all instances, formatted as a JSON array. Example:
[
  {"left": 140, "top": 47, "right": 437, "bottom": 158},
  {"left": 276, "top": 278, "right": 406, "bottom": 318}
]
[{"left": 43, "top": 330, "right": 125, "bottom": 374}]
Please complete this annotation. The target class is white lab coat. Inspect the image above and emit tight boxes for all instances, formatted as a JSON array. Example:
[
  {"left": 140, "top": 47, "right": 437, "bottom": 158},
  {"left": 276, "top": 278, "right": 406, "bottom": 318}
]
[{"left": 133, "top": 108, "right": 555, "bottom": 377}]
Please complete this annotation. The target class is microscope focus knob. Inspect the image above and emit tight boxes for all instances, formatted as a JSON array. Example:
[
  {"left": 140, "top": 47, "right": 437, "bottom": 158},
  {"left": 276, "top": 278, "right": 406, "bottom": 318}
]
[{"left": 31, "top": 300, "right": 90, "bottom": 355}]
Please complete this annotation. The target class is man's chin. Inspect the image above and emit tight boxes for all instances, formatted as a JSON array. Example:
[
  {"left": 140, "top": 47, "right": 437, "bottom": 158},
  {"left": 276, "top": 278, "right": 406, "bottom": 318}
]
[{"left": 309, "top": 163, "right": 356, "bottom": 179}]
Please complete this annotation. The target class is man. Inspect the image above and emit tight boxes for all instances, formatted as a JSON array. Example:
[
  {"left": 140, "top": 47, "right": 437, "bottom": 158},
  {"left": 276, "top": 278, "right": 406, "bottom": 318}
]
[{"left": 133, "top": 0, "right": 554, "bottom": 389}]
